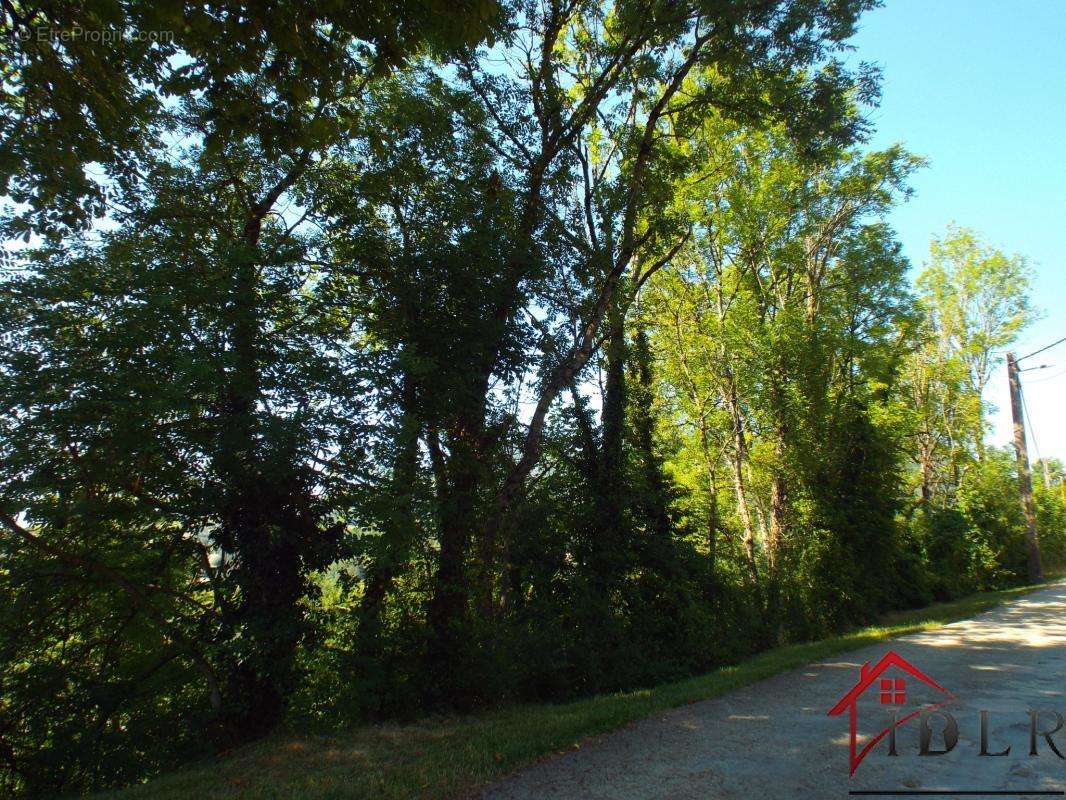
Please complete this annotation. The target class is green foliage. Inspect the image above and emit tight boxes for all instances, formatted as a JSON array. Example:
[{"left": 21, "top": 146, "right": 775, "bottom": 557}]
[
  {"left": 97, "top": 583, "right": 1046, "bottom": 800},
  {"left": 1035, "top": 477, "right": 1066, "bottom": 569},
  {"left": 0, "top": 0, "right": 501, "bottom": 236},
  {"left": 0, "top": 1, "right": 1059, "bottom": 797},
  {"left": 910, "top": 225, "right": 1036, "bottom": 474},
  {"left": 913, "top": 449, "right": 1035, "bottom": 600}
]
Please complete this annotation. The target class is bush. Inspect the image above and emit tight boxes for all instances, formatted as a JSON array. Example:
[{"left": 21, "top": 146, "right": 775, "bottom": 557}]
[
  {"left": 1035, "top": 482, "right": 1066, "bottom": 570},
  {"left": 915, "top": 449, "right": 1031, "bottom": 602}
]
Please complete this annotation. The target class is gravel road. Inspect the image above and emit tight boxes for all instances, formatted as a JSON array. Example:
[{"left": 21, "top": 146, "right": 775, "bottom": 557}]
[{"left": 481, "top": 581, "right": 1066, "bottom": 800}]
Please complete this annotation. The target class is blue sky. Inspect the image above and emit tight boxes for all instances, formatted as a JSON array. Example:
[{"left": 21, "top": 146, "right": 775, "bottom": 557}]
[{"left": 848, "top": 0, "right": 1066, "bottom": 461}]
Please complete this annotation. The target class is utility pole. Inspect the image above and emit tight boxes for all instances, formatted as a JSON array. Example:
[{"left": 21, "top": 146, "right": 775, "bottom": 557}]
[{"left": 1006, "top": 352, "right": 1043, "bottom": 582}]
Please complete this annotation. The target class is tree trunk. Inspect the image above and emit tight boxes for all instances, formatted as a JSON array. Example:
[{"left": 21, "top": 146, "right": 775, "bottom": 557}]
[
  {"left": 698, "top": 421, "right": 718, "bottom": 564},
  {"left": 765, "top": 373, "right": 789, "bottom": 636},
  {"left": 724, "top": 370, "right": 759, "bottom": 584},
  {"left": 216, "top": 229, "right": 312, "bottom": 738},
  {"left": 594, "top": 307, "right": 628, "bottom": 585},
  {"left": 358, "top": 373, "right": 420, "bottom": 663},
  {"left": 631, "top": 327, "right": 671, "bottom": 538},
  {"left": 426, "top": 396, "right": 486, "bottom": 707},
  {"left": 768, "top": 472, "right": 787, "bottom": 572},
  {"left": 766, "top": 370, "right": 789, "bottom": 574},
  {"left": 919, "top": 443, "right": 933, "bottom": 506}
]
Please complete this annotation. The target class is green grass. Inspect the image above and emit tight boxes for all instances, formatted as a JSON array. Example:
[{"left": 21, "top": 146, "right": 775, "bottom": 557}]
[{"left": 98, "top": 580, "right": 1057, "bottom": 800}]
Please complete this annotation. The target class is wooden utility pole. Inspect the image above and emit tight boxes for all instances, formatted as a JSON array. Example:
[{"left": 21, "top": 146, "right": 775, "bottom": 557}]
[{"left": 1006, "top": 352, "right": 1043, "bottom": 582}]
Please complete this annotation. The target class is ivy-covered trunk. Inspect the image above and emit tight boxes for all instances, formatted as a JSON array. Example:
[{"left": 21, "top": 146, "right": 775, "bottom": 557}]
[
  {"left": 630, "top": 327, "right": 671, "bottom": 539},
  {"left": 214, "top": 233, "right": 313, "bottom": 737},
  {"left": 426, "top": 393, "right": 487, "bottom": 708},
  {"left": 358, "top": 373, "right": 421, "bottom": 665},
  {"left": 594, "top": 308, "right": 629, "bottom": 588}
]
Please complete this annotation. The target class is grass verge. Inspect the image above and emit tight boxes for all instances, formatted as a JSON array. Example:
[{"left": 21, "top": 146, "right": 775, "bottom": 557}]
[{"left": 98, "top": 580, "right": 1058, "bottom": 800}]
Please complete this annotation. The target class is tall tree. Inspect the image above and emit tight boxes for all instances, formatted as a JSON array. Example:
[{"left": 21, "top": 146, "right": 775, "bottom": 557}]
[
  {"left": 0, "top": 0, "right": 503, "bottom": 770},
  {"left": 645, "top": 115, "right": 919, "bottom": 629},
  {"left": 393, "top": 0, "right": 876, "bottom": 699},
  {"left": 916, "top": 225, "right": 1036, "bottom": 464}
]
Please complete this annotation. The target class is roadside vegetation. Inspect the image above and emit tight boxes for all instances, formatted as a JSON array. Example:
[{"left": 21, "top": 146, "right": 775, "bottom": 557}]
[
  {"left": 98, "top": 582, "right": 1057, "bottom": 800},
  {"left": 2, "top": 1, "right": 1065, "bottom": 797}
]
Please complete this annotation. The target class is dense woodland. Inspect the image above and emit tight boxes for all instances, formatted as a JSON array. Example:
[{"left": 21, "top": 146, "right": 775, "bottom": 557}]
[{"left": 1, "top": 1, "right": 1065, "bottom": 795}]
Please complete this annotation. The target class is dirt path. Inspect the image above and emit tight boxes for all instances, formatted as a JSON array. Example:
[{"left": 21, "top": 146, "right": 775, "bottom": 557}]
[{"left": 481, "top": 582, "right": 1066, "bottom": 799}]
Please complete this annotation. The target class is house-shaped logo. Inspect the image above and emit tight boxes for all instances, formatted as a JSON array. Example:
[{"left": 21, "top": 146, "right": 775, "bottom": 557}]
[{"left": 827, "top": 650, "right": 955, "bottom": 776}]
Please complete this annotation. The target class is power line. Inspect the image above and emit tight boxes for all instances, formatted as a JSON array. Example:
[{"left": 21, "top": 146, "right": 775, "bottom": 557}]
[
  {"left": 1018, "top": 335, "right": 1066, "bottom": 363},
  {"left": 1025, "top": 367, "right": 1066, "bottom": 384},
  {"left": 1020, "top": 382, "right": 1052, "bottom": 488},
  {"left": 1021, "top": 386, "right": 1042, "bottom": 467}
]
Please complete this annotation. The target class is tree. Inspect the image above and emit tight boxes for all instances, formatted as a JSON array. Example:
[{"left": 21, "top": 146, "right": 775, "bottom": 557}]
[
  {"left": 374, "top": 0, "right": 877, "bottom": 700},
  {"left": 916, "top": 225, "right": 1036, "bottom": 465},
  {"left": 645, "top": 115, "right": 920, "bottom": 632},
  {"left": 0, "top": 2, "right": 503, "bottom": 785},
  {"left": 5, "top": 2, "right": 1049, "bottom": 796},
  {"left": 0, "top": 0, "right": 500, "bottom": 236}
]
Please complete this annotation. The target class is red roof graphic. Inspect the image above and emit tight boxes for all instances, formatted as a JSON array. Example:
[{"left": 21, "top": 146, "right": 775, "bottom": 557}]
[
  {"left": 827, "top": 650, "right": 955, "bottom": 776},
  {"left": 828, "top": 650, "right": 952, "bottom": 716}
]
